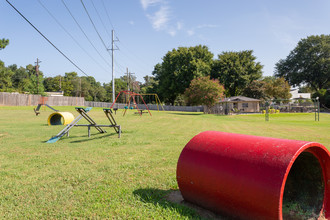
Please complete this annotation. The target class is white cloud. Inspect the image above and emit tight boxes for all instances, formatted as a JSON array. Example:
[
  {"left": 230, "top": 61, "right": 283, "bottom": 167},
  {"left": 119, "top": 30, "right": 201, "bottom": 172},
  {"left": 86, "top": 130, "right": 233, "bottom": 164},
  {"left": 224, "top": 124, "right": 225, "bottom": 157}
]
[
  {"left": 187, "top": 24, "right": 219, "bottom": 36},
  {"left": 140, "top": 1, "right": 186, "bottom": 37},
  {"left": 140, "top": 0, "right": 163, "bottom": 10},
  {"left": 129, "top": 21, "right": 135, "bottom": 25},
  {"left": 187, "top": 29, "right": 195, "bottom": 36},
  {"left": 168, "top": 29, "right": 176, "bottom": 37},
  {"left": 147, "top": 5, "right": 170, "bottom": 31},
  {"left": 176, "top": 22, "right": 183, "bottom": 30},
  {"left": 263, "top": 10, "right": 305, "bottom": 48}
]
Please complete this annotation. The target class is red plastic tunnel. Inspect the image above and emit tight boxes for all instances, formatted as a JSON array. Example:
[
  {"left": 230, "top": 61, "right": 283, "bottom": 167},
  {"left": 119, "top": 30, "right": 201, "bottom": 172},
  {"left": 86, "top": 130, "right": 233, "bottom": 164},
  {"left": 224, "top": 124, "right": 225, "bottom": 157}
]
[{"left": 176, "top": 131, "right": 330, "bottom": 220}]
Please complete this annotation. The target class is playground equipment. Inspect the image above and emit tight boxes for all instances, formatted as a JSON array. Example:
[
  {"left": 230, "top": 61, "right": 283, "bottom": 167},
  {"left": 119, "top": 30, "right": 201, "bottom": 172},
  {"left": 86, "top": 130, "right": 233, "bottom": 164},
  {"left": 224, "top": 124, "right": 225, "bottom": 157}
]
[
  {"left": 34, "top": 96, "right": 58, "bottom": 116},
  {"left": 47, "top": 107, "right": 121, "bottom": 143},
  {"left": 48, "top": 112, "right": 75, "bottom": 125},
  {"left": 140, "top": 93, "right": 164, "bottom": 111},
  {"left": 111, "top": 90, "right": 152, "bottom": 116},
  {"left": 177, "top": 131, "right": 330, "bottom": 220}
]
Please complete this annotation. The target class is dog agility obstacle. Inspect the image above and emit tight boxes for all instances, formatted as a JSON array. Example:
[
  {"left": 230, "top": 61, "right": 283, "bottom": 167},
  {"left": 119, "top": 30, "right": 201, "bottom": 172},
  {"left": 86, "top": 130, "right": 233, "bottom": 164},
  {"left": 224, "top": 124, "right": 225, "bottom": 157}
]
[
  {"left": 34, "top": 97, "right": 58, "bottom": 116},
  {"left": 47, "top": 107, "right": 121, "bottom": 143},
  {"left": 47, "top": 112, "right": 75, "bottom": 125},
  {"left": 177, "top": 131, "right": 330, "bottom": 220}
]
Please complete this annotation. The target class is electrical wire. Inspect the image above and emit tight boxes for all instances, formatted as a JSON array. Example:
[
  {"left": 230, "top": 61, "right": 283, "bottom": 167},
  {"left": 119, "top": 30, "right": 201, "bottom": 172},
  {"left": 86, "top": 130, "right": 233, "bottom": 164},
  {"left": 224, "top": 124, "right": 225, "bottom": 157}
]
[
  {"left": 80, "top": 0, "right": 111, "bottom": 57},
  {"left": 89, "top": 0, "right": 112, "bottom": 42},
  {"left": 101, "top": 0, "right": 115, "bottom": 30},
  {"left": 37, "top": 0, "right": 110, "bottom": 74},
  {"left": 5, "top": 0, "right": 89, "bottom": 77},
  {"left": 61, "top": 0, "right": 112, "bottom": 69}
]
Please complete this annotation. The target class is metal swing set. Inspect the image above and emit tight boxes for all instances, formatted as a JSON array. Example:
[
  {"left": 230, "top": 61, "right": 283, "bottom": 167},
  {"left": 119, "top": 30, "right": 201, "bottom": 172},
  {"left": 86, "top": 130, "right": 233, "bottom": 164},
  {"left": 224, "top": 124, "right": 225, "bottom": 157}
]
[{"left": 111, "top": 91, "right": 152, "bottom": 116}]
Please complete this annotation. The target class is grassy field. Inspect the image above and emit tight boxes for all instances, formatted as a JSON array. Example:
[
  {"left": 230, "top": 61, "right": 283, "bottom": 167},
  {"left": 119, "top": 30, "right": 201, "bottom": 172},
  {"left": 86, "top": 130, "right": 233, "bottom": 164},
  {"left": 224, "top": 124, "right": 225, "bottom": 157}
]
[{"left": 0, "top": 106, "right": 329, "bottom": 219}]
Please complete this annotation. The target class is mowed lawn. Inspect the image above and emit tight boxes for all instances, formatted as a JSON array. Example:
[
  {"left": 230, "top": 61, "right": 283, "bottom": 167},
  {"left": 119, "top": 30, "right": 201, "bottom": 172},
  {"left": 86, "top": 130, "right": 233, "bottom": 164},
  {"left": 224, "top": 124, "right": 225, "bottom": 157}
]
[{"left": 0, "top": 106, "right": 329, "bottom": 219}]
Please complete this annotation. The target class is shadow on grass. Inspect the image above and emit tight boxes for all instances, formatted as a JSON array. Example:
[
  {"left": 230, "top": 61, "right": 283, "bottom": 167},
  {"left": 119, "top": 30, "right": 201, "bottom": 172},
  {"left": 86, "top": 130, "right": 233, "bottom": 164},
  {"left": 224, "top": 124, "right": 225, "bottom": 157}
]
[
  {"left": 169, "top": 113, "right": 204, "bottom": 116},
  {"left": 133, "top": 188, "right": 230, "bottom": 220},
  {"left": 69, "top": 132, "right": 119, "bottom": 143}
]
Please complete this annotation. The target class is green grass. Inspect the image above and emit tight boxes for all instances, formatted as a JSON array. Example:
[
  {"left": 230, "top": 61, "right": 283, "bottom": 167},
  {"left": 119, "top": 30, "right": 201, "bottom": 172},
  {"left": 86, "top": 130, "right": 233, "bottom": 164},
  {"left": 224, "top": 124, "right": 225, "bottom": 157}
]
[{"left": 0, "top": 106, "right": 329, "bottom": 219}]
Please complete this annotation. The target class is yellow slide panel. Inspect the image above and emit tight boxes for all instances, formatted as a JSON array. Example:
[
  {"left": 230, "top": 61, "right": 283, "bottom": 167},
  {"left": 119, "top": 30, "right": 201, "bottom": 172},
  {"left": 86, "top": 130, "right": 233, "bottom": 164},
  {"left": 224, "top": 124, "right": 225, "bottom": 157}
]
[{"left": 48, "top": 112, "right": 75, "bottom": 126}]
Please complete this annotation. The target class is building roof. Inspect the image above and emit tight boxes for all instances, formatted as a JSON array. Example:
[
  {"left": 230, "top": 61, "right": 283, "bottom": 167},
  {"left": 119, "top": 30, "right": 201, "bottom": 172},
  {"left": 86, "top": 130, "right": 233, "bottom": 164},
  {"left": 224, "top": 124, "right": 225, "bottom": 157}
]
[{"left": 220, "top": 96, "right": 261, "bottom": 103}]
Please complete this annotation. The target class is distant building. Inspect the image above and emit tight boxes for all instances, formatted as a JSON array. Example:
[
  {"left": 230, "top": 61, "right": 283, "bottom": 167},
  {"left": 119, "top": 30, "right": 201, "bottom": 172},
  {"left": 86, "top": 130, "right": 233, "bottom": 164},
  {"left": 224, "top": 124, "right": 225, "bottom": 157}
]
[
  {"left": 205, "top": 96, "right": 261, "bottom": 114},
  {"left": 290, "top": 88, "right": 311, "bottom": 100},
  {"left": 46, "top": 91, "right": 64, "bottom": 97},
  {"left": 221, "top": 96, "right": 261, "bottom": 113}
]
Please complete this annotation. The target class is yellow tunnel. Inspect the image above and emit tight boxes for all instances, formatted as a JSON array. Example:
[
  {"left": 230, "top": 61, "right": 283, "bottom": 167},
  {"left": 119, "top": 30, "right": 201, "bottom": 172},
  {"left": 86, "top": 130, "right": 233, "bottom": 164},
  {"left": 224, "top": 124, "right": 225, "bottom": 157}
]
[{"left": 48, "top": 112, "right": 75, "bottom": 126}]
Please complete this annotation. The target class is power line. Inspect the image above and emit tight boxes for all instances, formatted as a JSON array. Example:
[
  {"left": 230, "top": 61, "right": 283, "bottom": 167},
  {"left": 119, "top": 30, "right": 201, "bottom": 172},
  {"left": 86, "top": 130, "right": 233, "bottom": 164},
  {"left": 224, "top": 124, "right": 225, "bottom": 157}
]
[
  {"left": 6, "top": 0, "right": 89, "bottom": 77},
  {"left": 89, "top": 0, "right": 112, "bottom": 42},
  {"left": 61, "top": 0, "right": 112, "bottom": 69},
  {"left": 37, "top": 0, "right": 110, "bottom": 74},
  {"left": 80, "top": 0, "right": 111, "bottom": 57},
  {"left": 101, "top": 0, "right": 115, "bottom": 30}
]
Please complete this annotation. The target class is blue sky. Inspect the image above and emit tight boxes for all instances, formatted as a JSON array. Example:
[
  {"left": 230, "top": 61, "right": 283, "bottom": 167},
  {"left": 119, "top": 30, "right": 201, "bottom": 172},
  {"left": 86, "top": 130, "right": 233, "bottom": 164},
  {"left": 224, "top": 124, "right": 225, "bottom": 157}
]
[{"left": 1, "top": 0, "right": 329, "bottom": 84}]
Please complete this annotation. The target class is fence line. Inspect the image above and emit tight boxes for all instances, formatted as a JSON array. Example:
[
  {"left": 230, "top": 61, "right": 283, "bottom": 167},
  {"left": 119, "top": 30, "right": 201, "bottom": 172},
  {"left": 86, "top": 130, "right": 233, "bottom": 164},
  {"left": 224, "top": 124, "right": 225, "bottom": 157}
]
[
  {"left": 85, "top": 102, "right": 204, "bottom": 112},
  {"left": 0, "top": 92, "right": 204, "bottom": 112},
  {"left": 0, "top": 92, "right": 84, "bottom": 106}
]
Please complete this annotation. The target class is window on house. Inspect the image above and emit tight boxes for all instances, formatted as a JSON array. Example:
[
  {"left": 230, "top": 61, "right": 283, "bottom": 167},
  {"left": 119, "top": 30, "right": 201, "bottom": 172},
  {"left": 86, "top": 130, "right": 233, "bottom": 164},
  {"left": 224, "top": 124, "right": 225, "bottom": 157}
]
[{"left": 242, "top": 103, "right": 248, "bottom": 108}]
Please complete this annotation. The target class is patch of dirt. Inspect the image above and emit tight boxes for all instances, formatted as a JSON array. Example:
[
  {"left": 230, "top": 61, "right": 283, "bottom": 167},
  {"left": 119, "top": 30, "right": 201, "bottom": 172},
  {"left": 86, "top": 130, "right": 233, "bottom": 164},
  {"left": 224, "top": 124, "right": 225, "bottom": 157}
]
[
  {"left": 166, "top": 190, "right": 326, "bottom": 220},
  {"left": 165, "top": 190, "right": 230, "bottom": 220}
]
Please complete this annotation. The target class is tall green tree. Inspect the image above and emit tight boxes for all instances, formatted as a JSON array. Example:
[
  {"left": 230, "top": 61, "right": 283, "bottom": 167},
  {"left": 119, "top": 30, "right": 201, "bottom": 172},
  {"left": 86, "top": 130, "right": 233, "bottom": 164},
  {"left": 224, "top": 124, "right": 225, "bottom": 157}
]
[
  {"left": 104, "top": 78, "right": 127, "bottom": 102},
  {"left": 62, "top": 72, "right": 79, "bottom": 96},
  {"left": 243, "top": 77, "right": 291, "bottom": 100},
  {"left": 152, "top": 45, "right": 214, "bottom": 104},
  {"left": 263, "top": 76, "right": 291, "bottom": 100},
  {"left": 275, "top": 35, "right": 330, "bottom": 91},
  {"left": 0, "top": 38, "right": 9, "bottom": 50},
  {"left": 43, "top": 76, "right": 62, "bottom": 92},
  {"left": 242, "top": 80, "right": 268, "bottom": 100},
  {"left": 211, "top": 50, "right": 263, "bottom": 97},
  {"left": 140, "top": 75, "right": 158, "bottom": 94},
  {"left": 184, "top": 76, "right": 224, "bottom": 108},
  {"left": 0, "top": 61, "right": 14, "bottom": 91}
]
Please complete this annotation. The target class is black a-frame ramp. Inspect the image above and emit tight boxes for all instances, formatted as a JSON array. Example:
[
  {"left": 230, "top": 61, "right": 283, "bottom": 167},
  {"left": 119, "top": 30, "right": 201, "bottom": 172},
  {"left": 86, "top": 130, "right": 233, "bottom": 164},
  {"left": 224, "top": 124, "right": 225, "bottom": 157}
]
[{"left": 47, "top": 107, "right": 121, "bottom": 143}]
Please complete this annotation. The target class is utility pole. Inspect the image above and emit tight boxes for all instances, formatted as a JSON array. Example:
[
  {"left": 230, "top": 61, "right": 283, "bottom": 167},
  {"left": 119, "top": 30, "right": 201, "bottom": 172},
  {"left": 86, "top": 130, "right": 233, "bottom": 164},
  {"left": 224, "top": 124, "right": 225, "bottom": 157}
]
[
  {"left": 126, "top": 68, "right": 129, "bottom": 92},
  {"left": 59, "top": 76, "right": 62, "bottom": 90},
  {"left": 107, "top": 30, "right": 119, "bottom": 104},
  {"left": 35, "top": 58, "right": 41, "bottom": 94},
  {"left": 128, "top": 71, "right": 135, "bottom": 92}
]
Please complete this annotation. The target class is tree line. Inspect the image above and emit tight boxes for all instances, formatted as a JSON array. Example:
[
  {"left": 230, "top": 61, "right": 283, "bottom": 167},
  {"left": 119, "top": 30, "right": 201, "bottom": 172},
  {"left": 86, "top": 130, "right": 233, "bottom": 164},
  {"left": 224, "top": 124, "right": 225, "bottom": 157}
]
[{"left": 1, "top": 35, "right": 329, "bottom": 107}]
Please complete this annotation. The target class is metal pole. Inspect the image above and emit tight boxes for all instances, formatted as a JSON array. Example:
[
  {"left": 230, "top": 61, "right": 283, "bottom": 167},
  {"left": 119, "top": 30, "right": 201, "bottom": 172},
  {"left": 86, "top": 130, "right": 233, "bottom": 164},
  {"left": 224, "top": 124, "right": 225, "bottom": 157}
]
[
  {"left": 111, "top": 30, "right": 115, "bottom": 104},
  {"left": 318, "top": 99, "right": 320, "bottom": 121},
  {"left": 314, "top": 100, "right": 317, "bottom": 121}
]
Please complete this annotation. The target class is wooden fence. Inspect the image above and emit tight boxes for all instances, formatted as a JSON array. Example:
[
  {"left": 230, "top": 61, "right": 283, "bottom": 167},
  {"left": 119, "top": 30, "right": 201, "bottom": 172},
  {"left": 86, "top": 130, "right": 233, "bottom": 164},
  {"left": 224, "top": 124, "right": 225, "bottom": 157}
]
[
  {"left": 0, "top": 92, "right": 204, "bottom": 112},
  {"left": 0, "top": 92, "right": 84, "bottom": 106}
]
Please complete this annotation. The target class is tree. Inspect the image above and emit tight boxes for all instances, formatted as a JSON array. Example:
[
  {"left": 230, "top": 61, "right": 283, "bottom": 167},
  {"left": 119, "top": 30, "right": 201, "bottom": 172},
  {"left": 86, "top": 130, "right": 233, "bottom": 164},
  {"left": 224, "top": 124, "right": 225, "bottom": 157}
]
[
  {"left": 242, "top": 77, "right": 291, "bottom": 101},
  {"left": 211, "top": 50, "right": 263, "bottom": 97},
  {"left": 0, "top": 38, "right": 9, "bottom": 50},
  {"left": 62, "top": 72, "right": 78, "bottom": 96},
  {"left": 43, "top": 76, "right": 62, "bottom": 92},
  {"left": 104, "top": 78, "right": 127, "bottom": 102},
  {"left": 140, "top": 75, "right": 157, "bottom": 94},
  {"left": 242, "top": 80, "right": 268, "bottom": 100},
  {"left": 263, "top": 76, "right": 291, "bottom": 100},
  {"left": 184, "top": 76, "right": 224, "bottom": 108},
  {"left": 275, "top": 35, "right": 330, "bottom": 91},
  {"left": 0, "top": 61, "right": 14, "bottom": 91},
  {"left": 152, "top": 45, "right": 214, "bottom": 104}
]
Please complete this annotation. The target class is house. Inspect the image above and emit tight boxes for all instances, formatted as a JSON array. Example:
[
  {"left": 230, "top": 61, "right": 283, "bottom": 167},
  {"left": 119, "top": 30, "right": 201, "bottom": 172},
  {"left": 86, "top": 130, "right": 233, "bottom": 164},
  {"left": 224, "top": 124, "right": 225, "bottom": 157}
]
[
  {"left": 205, "top": 96, "right": 261, "bottom": 114},
  {"left": 290, "top": 88, "right": 311, "bottom": 100},
  {"left": 221, "top": 96, "right": 261, "bottom": 113},
  {"left": 45, "top": 91, "right": 64, "bottom": 97}
]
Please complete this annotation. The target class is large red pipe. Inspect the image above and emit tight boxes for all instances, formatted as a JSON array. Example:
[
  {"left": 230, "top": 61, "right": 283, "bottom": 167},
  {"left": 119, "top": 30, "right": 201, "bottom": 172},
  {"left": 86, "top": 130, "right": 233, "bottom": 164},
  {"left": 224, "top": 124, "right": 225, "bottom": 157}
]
[{"left": 177, "top": 131, "right": 330, "bottom": 220}]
